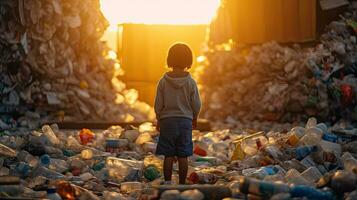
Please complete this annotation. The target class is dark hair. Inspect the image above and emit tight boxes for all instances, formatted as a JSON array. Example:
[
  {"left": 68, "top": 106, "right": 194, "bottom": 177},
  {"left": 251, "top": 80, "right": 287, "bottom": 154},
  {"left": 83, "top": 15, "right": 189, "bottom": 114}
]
[{"left": 167, "top": 43, "right": 193, "bottom": 69}]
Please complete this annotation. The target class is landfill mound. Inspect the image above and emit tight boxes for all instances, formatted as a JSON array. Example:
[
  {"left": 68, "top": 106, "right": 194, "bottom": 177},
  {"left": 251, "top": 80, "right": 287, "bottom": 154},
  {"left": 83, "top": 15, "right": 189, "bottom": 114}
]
[
  {"left": 0, "top": 0, "right": 154, "bottom": 130},
  {"left": 0, "top": 118, "right": 356, "bottom": 199},
  {"left": 195, "top": 9, "right": 357, "bottom": 126}
]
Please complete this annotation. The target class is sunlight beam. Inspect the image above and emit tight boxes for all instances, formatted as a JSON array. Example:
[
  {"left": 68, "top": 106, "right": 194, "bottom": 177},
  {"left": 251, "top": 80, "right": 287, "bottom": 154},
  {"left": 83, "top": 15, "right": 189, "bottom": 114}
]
[{"left": 100, "top": 0, "right": 220, "bottom": 27}]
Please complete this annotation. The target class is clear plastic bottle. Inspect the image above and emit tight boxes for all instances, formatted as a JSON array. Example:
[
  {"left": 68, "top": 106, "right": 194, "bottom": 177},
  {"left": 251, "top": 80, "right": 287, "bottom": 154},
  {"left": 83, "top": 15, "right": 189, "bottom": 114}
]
[
  {"left": 106, "top": 157, "right": 143, "bottom": 182},
  {"left": 301, "top": 166, "right": 322, "bottom": 183},
  {"left": 0, "top": 143, "right": 17, "bottom": 157},
  {"left": 300, "top": 127, "right": 323, "bottom": 146},
  {"left": 42, "top": 125, "right": 61, "bottom": 146},
  {"left": 239, "top": 176, "right": 290, "bottom": 197},
  {"left": 120, "top": 181, "right": 142, "bottom": 193},
  {"left": 17, "top": 150, "right": 38, "bottom": 167},
  {"left": 31, "top": 165, "right": 65, "bottom": 179}
]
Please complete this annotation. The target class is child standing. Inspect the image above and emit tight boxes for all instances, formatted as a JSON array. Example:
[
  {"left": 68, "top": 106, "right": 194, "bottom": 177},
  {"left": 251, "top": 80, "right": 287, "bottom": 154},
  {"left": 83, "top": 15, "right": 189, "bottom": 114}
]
[{"left": 154, "top": 43, "right": 201, "bottom": 184}]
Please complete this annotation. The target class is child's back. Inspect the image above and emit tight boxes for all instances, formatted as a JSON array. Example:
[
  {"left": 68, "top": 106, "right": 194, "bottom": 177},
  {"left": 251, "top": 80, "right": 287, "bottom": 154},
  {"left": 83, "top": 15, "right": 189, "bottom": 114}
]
[
  {"left": 154, "top": 71, "right": 201, "bottom": 121},
  {"left": 154, "top": 43, "right": 201, "bottom": 185}
]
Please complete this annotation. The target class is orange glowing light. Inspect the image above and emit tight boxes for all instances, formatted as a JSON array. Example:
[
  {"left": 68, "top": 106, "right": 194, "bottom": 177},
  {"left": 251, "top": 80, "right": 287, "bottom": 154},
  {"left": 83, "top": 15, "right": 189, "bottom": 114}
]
[{"left": 100, "top": 0, "right": 220, "bottom": 27}]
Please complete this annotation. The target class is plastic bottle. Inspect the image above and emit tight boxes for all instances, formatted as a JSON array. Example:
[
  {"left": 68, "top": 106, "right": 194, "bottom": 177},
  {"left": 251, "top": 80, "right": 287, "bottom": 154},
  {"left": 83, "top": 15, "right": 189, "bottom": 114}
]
[
  {"left": 40, "top": 154, "right": 51, "bottom": 166},
  {"left": 81, "top": 149, "right": 93, "bottom": 160},
  {"left": 322, "top": 132, "right": 338, "bottom": 143},
  {"left": 79, "top": 128, "right": 95, "bottom": 145},
  {"left": 120, "top": 181, "right": 143, "bottom": 193},
  {"left": 92, "top": 161, "right": 105, "bottom": 171},
  {"left": 56, "top": 180, "right": 76, "bottom": 200},
  {"left": 285, "top": 169, "right": 310, "bottom": 185},
  {"left": 344, "top": 157, "right": 357, "bottom": 172},
  {"left": 239, "top": 176, "right": 290, "bottom": 197},
  {"left": 330, "top": 170, "right": 357, "bottom": 193},
  {"left": 290, "top": 185, "right": 333, "bottom": 200},
  {"left": 143, "top": 155, "right": 163, "bottom": 171},
  {"left": 47, "top": 188, "right": 63, "bottom": 200},
  {"left": 295, "top": 145, "right": 317, "bottom": 160},
  {"left": 122, "top": 129, "right": 141, "bottom": 142},
  {"left": 49, "top": 158, "right": 69, "bottom": 173},
  {"left": 0, "top": 143, "right": 17, "bottom": 157},
  {"left": 103, "top": 191, "right": 124, "bottom": 200},
  {"left": 15, "top": 162, "right": 31, "bottom": 177},
  {"left": 106, "top": 157, "right": 143, "bottom": 182},
  {"left": 306, "top": 117, "right": 317, "bottom": 129},
  {"left": 194, "top": 145, "right": 207, "bottom": 156},
  {"left": 195, "top": 156, "right": 222, "bottom": 165},
  {"left": 250, "top": 166, "right": 278, "bottom": 179},
  {"left": 31, "top": 165, "right": 65, "bottom": 179},
  {"left": 300, "top": 127, "right": 323, "bottom": 145},
  {"left": 17, "top": 150, "right": 38, "bottom": 167},
  {"left": 301, "top": 166, "right": 322, "bottom": 183},
  {"left": 181, "top": 189, "right": 205, "bottom": 200},
  {"left": 188, "top": 171, "right": 217, "bottom": 184},
  {"left": 144, "top": 165, "right": 161, "bottom": 181},
  {"left": 143, "top": 142, "right": 157, "bottom": 153},
  {"left": 135, "top": 132, "right": 152, "bottom": 145},
  {"left": 42, "top": 125, "right": 61, "bottom": 146},
  {"left": 105, "top": 138, "right": 129, "bottom": 149}
]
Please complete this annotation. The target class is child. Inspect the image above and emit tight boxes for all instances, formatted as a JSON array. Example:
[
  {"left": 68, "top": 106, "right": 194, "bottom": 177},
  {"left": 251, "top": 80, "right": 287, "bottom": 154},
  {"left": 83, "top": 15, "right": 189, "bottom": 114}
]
[{"left": 154, "top": 43, "right": 201, "bottom": 184}]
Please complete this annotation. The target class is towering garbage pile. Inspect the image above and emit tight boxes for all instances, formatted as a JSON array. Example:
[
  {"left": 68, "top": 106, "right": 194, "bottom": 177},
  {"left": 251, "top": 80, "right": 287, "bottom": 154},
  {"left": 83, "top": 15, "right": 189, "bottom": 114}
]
[
  {"left": 0, "top": 0, "right": 154, "bottom": 130},
  {"left": 195, "top": 7, "right": 357, "bottom": 128}
]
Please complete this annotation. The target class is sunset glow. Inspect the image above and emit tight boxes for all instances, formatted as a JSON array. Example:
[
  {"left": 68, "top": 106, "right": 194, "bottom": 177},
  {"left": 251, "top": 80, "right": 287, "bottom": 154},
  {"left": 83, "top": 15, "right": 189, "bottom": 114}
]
[{"left": 100, "top": 0, "right": 220, "bottom": 27}]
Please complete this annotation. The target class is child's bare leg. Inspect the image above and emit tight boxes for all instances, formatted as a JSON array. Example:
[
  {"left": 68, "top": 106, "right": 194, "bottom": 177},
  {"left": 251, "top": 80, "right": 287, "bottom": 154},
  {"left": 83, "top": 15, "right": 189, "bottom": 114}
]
[
  {"left": 164, "top": 156, "right": 175, "bottom": 181},
  {"left": 178, "top": 157, "right": 188, "bottom": 184}
]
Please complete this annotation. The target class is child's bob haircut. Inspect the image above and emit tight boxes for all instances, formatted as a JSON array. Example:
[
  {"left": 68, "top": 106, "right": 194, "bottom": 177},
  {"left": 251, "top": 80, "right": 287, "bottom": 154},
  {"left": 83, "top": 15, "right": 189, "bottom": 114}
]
[{"left": 167, "top": 43, "right": 193, "bottom": 69}]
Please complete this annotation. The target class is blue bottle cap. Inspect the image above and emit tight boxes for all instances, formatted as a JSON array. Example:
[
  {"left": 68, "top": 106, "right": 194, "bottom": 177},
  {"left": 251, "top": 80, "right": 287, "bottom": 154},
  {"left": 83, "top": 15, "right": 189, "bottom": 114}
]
[{"left": 40, "top": 154, "right": 51, "bottom": 166}]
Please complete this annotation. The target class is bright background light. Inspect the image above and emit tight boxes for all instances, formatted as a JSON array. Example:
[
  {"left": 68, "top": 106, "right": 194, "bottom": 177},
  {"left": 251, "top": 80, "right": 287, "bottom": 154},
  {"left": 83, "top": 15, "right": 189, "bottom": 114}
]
[{"left": 100, "top": 0, "right": 220, "bottom": 27}]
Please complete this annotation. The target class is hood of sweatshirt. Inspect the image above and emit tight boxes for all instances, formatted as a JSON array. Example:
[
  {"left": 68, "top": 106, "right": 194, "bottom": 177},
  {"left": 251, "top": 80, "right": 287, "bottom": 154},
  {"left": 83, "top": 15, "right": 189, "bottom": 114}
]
[{"left": 164, "top": 73, "right": 191, "bottom": 89}]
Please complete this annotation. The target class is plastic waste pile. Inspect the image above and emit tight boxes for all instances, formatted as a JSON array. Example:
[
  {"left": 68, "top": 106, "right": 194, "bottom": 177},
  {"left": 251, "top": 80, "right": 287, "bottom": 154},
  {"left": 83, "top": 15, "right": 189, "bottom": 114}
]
[
  {"left": 0, "top": 0, "right": 154, "bottom": 130},
  {"left": 0, "top": 118, "right": 356, "bottom": 199},
  {"left": 195, "top": 8, "right": 357, "bottom": 127}
]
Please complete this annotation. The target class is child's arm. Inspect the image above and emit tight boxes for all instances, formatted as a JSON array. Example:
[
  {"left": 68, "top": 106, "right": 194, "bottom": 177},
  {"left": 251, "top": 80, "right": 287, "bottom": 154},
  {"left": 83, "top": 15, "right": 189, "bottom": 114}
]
[
  {"left": 154, "top": 80, "right": 164, "bottom": 128},
  {"left": 191, "top": 82, "right": 202, "bottom": 128}
]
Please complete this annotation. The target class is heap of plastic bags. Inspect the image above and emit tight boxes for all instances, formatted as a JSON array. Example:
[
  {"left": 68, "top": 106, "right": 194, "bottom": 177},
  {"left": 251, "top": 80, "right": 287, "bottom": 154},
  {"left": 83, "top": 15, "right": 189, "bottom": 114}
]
[
  {"left": 0, "top": 0, "right": 154, "bottom": 130},
  {"left": 195, "top": 8, "right": 357, "bottom": 127},
  {"left": 0, "top": 118, "right": 356, "bottom": 199}
]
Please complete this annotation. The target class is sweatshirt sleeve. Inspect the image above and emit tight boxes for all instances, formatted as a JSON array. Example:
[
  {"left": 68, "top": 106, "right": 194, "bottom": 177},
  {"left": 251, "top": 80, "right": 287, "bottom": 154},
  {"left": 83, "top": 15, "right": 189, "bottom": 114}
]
[
  {"left": 191, "top": 80, "right": 202, "bottom": 119},
  {"left": 154, "top": 79, "right": 164, "bottom": 120}
]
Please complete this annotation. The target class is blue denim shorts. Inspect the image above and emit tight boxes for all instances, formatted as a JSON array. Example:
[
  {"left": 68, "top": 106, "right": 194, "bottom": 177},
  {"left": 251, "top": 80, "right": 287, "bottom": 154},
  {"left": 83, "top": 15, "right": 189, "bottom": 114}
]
[{"left": 155, "top": 117, "right": 193, "bottom": 157}]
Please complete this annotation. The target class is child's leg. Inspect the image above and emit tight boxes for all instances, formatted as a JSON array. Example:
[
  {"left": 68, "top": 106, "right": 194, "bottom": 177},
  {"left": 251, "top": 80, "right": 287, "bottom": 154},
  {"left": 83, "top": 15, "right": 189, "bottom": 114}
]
[
  {"left": 164, "top": 156, "right": 175, "bottom": 181},
  {"left": 178, "top": 157, "right": 188, "bottom": 184}
]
